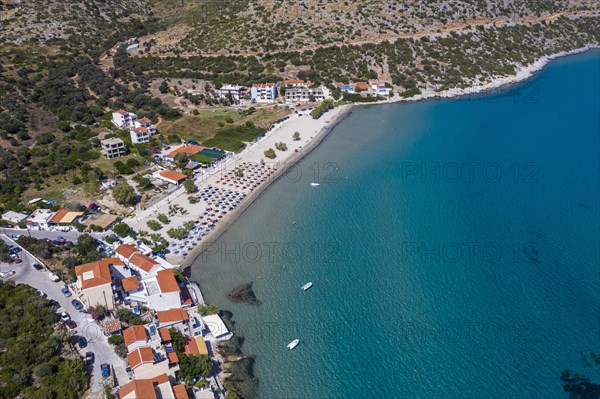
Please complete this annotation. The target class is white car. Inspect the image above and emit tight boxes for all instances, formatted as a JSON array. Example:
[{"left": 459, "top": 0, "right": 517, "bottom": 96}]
[{"left": 60, "top": 312, "right": 70, "bottom": 321}]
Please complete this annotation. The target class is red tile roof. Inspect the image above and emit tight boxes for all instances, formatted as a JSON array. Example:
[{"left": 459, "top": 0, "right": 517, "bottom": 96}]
[
  {"left": 123, "top": 325, "right": 148, "bottom": 346},
  {"left": 157, "top": 308, "right": 189, "bottom": 324},
  {"left": 75, "top": 258, "right": 122, "bottom": 289},
  {"left": 284, "top": 79, "right": 304, "bottom": 85},
  {"left": 118, "top": 373, "right": 169, "bottom": 399},
  {"left": 127, "top": 346, "right": 154, "bottom": 370},
  {"left": 121, "top": 276, "right": 140, "bottom": 292},
  {"left": 355, "top": 81, "right": 369, "bottom": 90},
  {"left": 167, "top": 351, "right": 179, "bottom": 364},
  {"left": 156, "top": 269, "right": 179, "bottom": 293},
  {"left": 158, "top": 170, "right": 187, "bottom": 183},
  {"left": 159, "top": 327, "right": 172, "bottom": 342},
  {"left": 172, "top": 384, "right": 189, "bottom": 399},
  {"left": 115, "top": 244, "right": 138, "bottom": 260},
  {"left": 129, "top": 253, "right": 159, "bottom": 273},
  {"left": 165, "top": 145, "right": 204, "bottom": 159},
  {"left": 49, "top": 209, "right": 68, "bottom": 223}
]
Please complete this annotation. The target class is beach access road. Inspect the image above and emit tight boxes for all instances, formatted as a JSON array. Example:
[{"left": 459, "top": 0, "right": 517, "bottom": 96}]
[
  {"left": 0, "top": 235, "right": 128, "bottom": 396},
  {"left": 0, "top": 226, "right": 107, "bottom": 243}
]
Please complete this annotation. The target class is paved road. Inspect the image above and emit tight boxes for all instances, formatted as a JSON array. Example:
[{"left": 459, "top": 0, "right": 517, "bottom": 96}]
[
  {"left": 0, "top": 227, "right": 107, "bottom": 243},
  {"left": 0, "top": 235, "right": 128, "bottom": 395}
]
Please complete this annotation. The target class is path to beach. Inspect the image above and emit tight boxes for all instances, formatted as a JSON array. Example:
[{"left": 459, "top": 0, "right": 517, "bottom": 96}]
[{"left": 125, "top": 105, "right": 351, "bottom": 267}]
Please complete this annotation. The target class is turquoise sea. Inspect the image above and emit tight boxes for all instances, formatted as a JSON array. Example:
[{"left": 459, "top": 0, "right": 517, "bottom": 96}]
[{"left": 191, "top": 50, "right": 600, "bottom": 398}]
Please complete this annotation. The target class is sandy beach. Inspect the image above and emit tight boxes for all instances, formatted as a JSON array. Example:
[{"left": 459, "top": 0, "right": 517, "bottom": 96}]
[
  {"left": 125, "top": 44, "right": 598, "bottom": 272},
  {"left": 125, "top": 104, "right": 352, "bottom": 269}
]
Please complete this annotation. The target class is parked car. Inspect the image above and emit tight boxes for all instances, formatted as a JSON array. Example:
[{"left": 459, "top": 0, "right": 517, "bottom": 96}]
[
  {"left": 12, "top": 257, "right": 22, "bottom": 264},
  {"left": 48, "top": 299, "right": 60, "bottom": 308},
  {"left": 71, "top": 299, "right": 84, "bottom": 311},
  {"left": 60, "top": 312, "right": 70, "bottom": 321},
  {"left": 32, "top": 262, "right": 43, "bottom": 271},
  {"left": 88, "top": 203, "right": 97, "bottom": 210},
  {"left": 38, "top": 290, "right": 47, "bottom": 298},
  {"left": 85, "top": 352, "right": 94, "bottom": 365},
  {"left": 75, "top": 335, "right": 87, "bottom": 348},
  {"left": 100, "top": 363, "right": 110, "bottom": 377},
  {"left": 49, "top": 272, "right": 60, "bottom": 282},
  {"left": 61, "top": 287, "right": 72, "bottom": 297},
  {"left": 65, "top": 320, "right": 77, "bottom": 329}
]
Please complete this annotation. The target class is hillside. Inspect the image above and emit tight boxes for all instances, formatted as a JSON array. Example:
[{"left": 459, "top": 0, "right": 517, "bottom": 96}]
[
  {"left": 0, "top": 0, "right": 599, "bottom": 215},
  {"left": 141, "top": 0, "right": 596, "bottom": 55}
]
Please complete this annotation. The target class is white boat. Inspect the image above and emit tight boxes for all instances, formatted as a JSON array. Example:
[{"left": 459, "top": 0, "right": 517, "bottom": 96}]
[
  {"left": 287, "top": 339, "right": 300, "bottom": 350},
  {"left": 310, "top": 182, "right": 320, "bottom": 187},
  {"left": 301, "top": 282, "right": 313, "bottom": 291}
]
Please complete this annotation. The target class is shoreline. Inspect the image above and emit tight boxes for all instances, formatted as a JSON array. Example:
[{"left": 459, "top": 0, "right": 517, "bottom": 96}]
[
  {"left": 179, "top": 104, "right": 353, "bottom": 272},
  {"left": 181, "top": 44, "right": 599, "bottom": 274}
]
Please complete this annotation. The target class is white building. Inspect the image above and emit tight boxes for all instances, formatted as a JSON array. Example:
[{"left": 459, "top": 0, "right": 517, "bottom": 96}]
[
  {"left": 112, "top": 110, "right": 137, "bottom": 129},
  {"left": 251, "top": 83, "right": 277, "bottom": 103},
  {"left": 219, "top": 85, "right": 247, "bottom": 101},
  {"left": 202, "top": 314, "right": 232, "bottom": 341},
  {"left": 101, "top": 137, "right": 127, "bottom": 159},
  {"left": 130, "top": 127, "right": 151, "bottom": 144},
  {"left": 26, "top": 209, "right": 55, "bottom": 229},
  {"left": 370, "top": 81, "right": 391, "bottom": 95},
  {"left": 1, "top": 211, "right": 28, "bottom": 224},
  {"left": 285, "top": 86, "right": 330, "bottom": 103},
  {"left": 144, "top": 269, "right": 183, "bottom": 312},
  {"left": 101, "top": 178, "right": 117, "bottom": 189},
  {"left": 135, "top": 117, "right": 157, "bottom": 135}
]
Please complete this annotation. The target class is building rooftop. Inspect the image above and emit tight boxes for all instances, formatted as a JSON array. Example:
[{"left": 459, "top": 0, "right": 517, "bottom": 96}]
[
  {"left": 123, "top": 325, "right": 148, "bottom": 346},
  {"left": 156, "top": 269, "right": 180, "bottom": 293},
  {"left": 115, "top": 244, "right": 138, "bottom": 260},
  {"left": 157, "top": 308, "right": 189, "bottom": 324},
  {"left": 129, "top": 253, "right": 159, "bottom": 273},
  {"left": 118, "top": 373, "right": 170, "bottom": 399},
  {"left": 159, "top": 327, "right": 172, "bottom": 342},
  {"left": 121, "top": 276, "right": 141, "bottom": 292},
  {"left": 127, "top": 346, "right": 154, "bottom": 370},
  {"left": 165, "top": 144, "right": 205, "bottom": 159},
  {"left": 75, "top": 258, "right": 122, "bottom": 289},
  {"left": 101, "top": 137, "right": 125, "bottom": 146},
  {"left": 158, "top": 170, "right": 187, "bottom": 182}
]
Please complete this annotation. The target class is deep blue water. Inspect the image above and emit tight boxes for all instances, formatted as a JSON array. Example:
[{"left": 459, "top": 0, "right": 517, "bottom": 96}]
[{"left": 191, "top": 50, "right": 600, "bottom": 398}]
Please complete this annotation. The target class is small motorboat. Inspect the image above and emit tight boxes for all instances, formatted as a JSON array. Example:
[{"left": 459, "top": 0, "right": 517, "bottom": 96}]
[
  {"left": 301, "top": 282, "right": 313, "bottom": 291},
  {"left": 311, "top": 182, "right": 320, "bottom": 187},
  {"left": 287, "top": 339, "right": 300, "bottom": 350}
]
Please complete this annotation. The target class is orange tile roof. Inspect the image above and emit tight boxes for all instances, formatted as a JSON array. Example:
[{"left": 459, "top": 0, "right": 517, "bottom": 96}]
[
  {"left": 284, "top": 79, "right": 304, "bottom": 85},
  {"left": 355, "top": 81, "right": 369, "bottom": 90},
  {"left": 184, "top": 336, "right": 199, "bottom": 355},
  {"left": 123, "top": 325, "right": 148, "bottom": 346},
  {"left": 167, "top": 351, "right": 179, "bottom": 364},
  {"left": 138, "top": 117, "right": 152, "bottom": 123},
  {"left": 49, "top": 209, "right": 68, "bottom": 223},
  {"left": 156, "top": 269, "right": 179, "bottom": 293},
  {"left": 165, "top": 145, "right": 204, "bottom": 159},
  {"left": 157, "top": 308, "right": 189, "bottom": 324},
  {"left": 158, "top": 170, "right": 187, "bottom": 183},
  {"left": 129, "top": 253, "right": 159, "bottom": 273},
  {"left": 172, "top": 384, "right": 189, "bottom": 399},
  {"left": 116, "top": 110, "right": 128, "bottom": 115},
  {"left": 121, "top": 276, "right": 140, "bottom": 292},
  {"left": 159, "top": 327, "right": 172, "bottom": 342},
  {"left": 118, "top": 373, "right": 169, "bottom": 399},
  {"left": 75, "top": 258, "right": 122, "bottom": 289},
  {"left": 127, "top": 346, "right": 154, "bottom": 370},
  {"left": 115, "top": 244, "right": 138, "bottom": 260}
]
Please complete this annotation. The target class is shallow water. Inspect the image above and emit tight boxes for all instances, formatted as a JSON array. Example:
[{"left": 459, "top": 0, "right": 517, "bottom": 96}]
[{"left": 191, "top": 50, "right": 600, "bottom": 398}]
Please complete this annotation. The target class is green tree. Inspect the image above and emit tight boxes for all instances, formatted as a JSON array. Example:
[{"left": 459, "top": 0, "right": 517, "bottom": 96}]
[
  {"left": 157, "top": 213, "right": 169, "bottom": 224},
  {"left": 292, "top": 131, "right": 300, "bottom": 141},
  {"left": 183, "top": 179, "right": 197, "bottom": 193},
  {"left": 108, "top": 335, "right": 124, "bottom": 345},
  {"left": 264, "top": 148, "right": 276, "bottom": 159},
  {"left": 146, "top": 220, "right": 161, "bottom": 231},
  {"left": 112, "top": 223, "right": 132, "bottom": 237},
  {"left": 113, "top": 183, "right": 137, "bottom": 206}
]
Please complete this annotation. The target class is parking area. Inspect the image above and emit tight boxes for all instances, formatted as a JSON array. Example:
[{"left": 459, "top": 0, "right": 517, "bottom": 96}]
[{"left": 0, "top": 235, "right": 129, "bottom": 395}]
